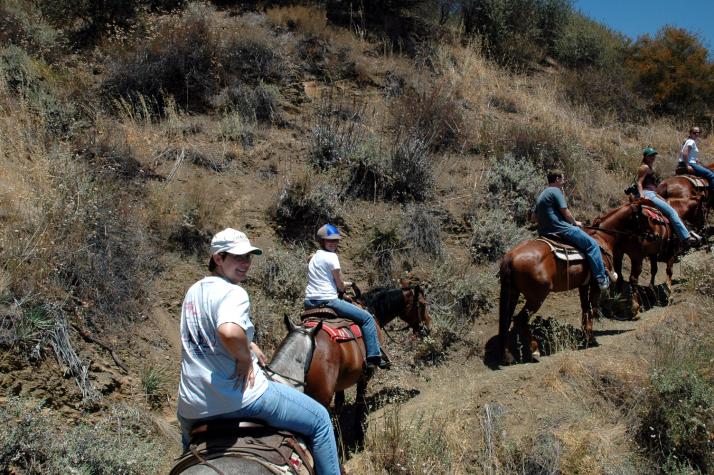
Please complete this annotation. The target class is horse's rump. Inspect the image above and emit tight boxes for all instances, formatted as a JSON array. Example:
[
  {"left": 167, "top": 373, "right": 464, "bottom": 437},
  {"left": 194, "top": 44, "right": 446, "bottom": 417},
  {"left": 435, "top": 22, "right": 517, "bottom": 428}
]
[{"left": 170, "top": 420, "right": 314, "bottom": 475}]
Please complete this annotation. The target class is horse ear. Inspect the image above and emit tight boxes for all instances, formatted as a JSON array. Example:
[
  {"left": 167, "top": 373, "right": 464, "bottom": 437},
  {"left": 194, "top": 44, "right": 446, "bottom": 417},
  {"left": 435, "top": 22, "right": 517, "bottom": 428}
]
[
  {"left": 308, "top": 320, "right": 323, "bottom": 336},
  {"left": 284, "top": 314, "right": 297, "bottom": 332},
  {"left": 352, "top": 282, "right": 362, "bottom": 299}
]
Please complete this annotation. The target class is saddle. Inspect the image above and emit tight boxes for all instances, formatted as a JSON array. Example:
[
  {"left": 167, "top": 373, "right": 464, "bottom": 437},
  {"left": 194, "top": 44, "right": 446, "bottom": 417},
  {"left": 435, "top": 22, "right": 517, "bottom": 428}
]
[
  {"left": 675, "top": 173, "right": 709, "bottom": 190},
  {"left": 170, "top": 419, "right": 314, "bottom": 475},
  {"left": 642, "top": 205, "right": 669, "bottom": 224},
  {"left": 537, "top": 236, "right": 585, "bottom": 262},
  {"left": 300, "top": 309, "right": 363, "bottom": 342}
]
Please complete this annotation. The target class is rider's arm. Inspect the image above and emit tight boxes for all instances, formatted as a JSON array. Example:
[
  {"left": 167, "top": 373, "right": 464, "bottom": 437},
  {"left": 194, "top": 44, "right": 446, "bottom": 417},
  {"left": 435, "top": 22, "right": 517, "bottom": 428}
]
[
  {"left": 217, "top": 323, "right": 255, "bottom": 388},
  {"left": 250, "top": 342, "right": 267, "bottom": 366},
  {"left": 331, "top": 268, "right": 351, "bottom": 292},
  {"left": 636, "top": 164, "right": 648, "bottom": 196},
  {"left": 560, "top": 207, "right": 581, "bottom": 227}
]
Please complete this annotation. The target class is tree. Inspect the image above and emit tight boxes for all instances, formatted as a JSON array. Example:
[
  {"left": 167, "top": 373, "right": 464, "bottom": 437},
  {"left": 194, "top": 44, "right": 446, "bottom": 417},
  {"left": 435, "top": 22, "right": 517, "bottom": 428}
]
[{"left": 626, "top": 27, "right": 714, "bottom": 117}]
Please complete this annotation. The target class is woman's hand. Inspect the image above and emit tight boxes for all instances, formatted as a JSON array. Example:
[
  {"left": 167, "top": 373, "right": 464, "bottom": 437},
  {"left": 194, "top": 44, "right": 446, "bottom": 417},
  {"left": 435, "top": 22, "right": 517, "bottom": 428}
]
[
  {"left": 250, "top": 342, "right": 267, "bottom": 367},
  {"left": 233, "top": 357, "right": 255, "bottom": 389}
]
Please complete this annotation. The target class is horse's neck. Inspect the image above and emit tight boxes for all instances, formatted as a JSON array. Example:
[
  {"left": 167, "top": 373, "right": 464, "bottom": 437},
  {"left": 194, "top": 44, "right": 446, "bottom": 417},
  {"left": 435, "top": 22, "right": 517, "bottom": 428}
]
[
  {"left": 269, "top": 334, "right": 312, "bottom": 383},
  {"left": 594, "top": 206, "right": 634, "bottom": 249}
]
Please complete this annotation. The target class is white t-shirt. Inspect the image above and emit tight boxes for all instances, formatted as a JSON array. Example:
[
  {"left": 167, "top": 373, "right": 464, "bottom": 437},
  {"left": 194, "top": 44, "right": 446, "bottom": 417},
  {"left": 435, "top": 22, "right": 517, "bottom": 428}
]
[
  {"left": 305, "top": 250, "right": 340, "bottom": 300},
  {"left": 177, "top": 276, "right": 268, "bottom": 420},
  {"left": 679, "top": 138, "right": 699, "bottom": 164}
]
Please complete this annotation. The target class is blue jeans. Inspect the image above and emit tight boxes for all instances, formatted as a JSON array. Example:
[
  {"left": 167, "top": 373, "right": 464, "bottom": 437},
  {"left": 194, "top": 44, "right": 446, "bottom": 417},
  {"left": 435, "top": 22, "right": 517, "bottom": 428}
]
[
  {"left": 178, "top": 382, "right": 340, "bottom": 475},
  {"left": 304, "top": 298, "right": 382, "bottom": 359},
  {"left": 548, "top": 226, "right": 608, "bottom": 282},
  {"left": 691, "top": 162, "right": 714, "bottom": 193},
  {"left": 643, "top": 191, "right": 690, "bottom": 240}
]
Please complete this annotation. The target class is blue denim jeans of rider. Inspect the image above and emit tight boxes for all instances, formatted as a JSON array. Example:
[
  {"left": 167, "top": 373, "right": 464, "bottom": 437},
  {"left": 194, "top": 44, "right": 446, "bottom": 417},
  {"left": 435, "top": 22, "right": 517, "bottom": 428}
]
[
  {"left": 548, "top": 225, "right": 608, "bottom": 282},
  {"left": 643, "top": 191, "right": 691, "bottom": 240},
  {"left": 178, "top": 382, "right": 341, "bottom": 475},
  {"left": 690, "top": 162, "right": 714, "bottom": 193},
  {"left": 304, "top": 298, "right": 382, "bottom": 359}
]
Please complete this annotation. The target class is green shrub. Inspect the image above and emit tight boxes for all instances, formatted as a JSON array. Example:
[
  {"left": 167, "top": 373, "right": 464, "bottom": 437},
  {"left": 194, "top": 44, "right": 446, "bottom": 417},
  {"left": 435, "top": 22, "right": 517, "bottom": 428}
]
[
  {"left": 0, "top": 398, "right": 167, "bottom": 474},
  {"left": 308, "top": 94, "right": 366, "bottom": 170},
  {"left": 213, "top": 82, "right": 280, "bottom": 124},
  {"left": 102, "top": 3, "right": 220, "bottom": 114},
  {"left": 427, "top": 261, "right": 494, "bottom": 324},
  {"left": 401, "top": 204, "right": 444, "bottom": 258},
  {"left": 470, "top": 207, "right": 531, "bottom": 263},
  {"left": 0, "top": 2, "right": 64, "bottom": 59},
  {"left": 252, "top": 247, "right": 308, "bottom": 304},
  {"left": 272, "top": 178, "right": 343, "bottom": 243},
  {"left": 388, "top": 81, "right": 465, "bottom": 151},
  {"left": 482, "top": 153, "right": 544, "bottom": 225},
  {"left": 0, "top": 45, "right": 75, "bottom": 138},
  {"left": 341, "top": 138, "right": 391, "bottom": 200},
  {"left": 387, "top": 133, "right": 434, "bottom": 202},
  {"left": 639, "top": 337, "right": 714, "bottom": 472},
  {"left": 365, "top": 225, "right": 403, "bottom": 285},
  {"left": 140, "top": 365, "right": 171, "bottom": 409},
  {"left": 554, "top": 13, "right": 627, "bottom": 69},
  {"left": 462, "top": 0, "right": 572, "bottom": 66}
]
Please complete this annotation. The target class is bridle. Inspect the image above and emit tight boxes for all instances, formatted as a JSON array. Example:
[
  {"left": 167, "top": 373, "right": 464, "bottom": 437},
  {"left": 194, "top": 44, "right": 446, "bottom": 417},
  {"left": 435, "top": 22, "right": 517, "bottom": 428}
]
[{"left": 261, "top": 326, "right": 318, "bottom": 389}]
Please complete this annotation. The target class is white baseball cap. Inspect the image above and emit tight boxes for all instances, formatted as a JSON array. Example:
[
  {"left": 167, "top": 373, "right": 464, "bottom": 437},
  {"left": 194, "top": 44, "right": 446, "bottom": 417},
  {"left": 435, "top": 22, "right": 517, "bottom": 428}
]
[{"left": 210, "top": 228, "right": 262, "bottom": 256}]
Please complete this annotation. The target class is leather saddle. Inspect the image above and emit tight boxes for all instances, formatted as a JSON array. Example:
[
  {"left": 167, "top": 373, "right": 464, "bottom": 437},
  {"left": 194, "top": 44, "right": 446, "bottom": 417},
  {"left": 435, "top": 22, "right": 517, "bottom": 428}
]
[
  {"left": 675, "top": 167, "right": 709, "bottom": 189},
  {"left": 300, "top": 308, "right": 363, "bottom": 341},
  {"left": 170, "top": 419, "right": 314, "bottom": 475},
  {"left": 537, "top": 236, "right": 585, "bottom": 262}
]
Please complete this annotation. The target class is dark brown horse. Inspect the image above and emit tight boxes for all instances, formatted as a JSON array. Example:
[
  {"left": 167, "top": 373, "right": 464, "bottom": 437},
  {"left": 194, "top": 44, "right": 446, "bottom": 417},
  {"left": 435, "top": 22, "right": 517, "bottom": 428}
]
[
  {"left": 498, "top": 201, "right": 651, "bottom": 364},
  {"left": 352, "top": 283, "right": 431, "bottom": 336}
]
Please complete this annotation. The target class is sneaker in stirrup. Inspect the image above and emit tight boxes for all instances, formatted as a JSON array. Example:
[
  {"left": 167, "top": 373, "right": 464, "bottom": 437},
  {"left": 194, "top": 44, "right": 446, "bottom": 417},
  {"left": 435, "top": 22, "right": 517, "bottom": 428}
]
[{"left": 596, "top": 275, "right": 610, "bottom": 290}]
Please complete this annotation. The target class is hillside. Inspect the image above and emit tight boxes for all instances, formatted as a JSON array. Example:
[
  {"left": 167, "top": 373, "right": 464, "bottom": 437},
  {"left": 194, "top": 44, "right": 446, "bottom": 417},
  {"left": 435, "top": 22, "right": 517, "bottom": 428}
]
[{"left": 1, "top": 2, "right": 713, "bottom": 474}]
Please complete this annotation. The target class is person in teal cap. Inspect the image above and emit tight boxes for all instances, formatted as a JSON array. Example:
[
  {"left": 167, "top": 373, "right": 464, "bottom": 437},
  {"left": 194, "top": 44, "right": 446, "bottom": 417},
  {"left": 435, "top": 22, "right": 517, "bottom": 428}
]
[{"left": 638, "top": 147, "right": 698, "bottom": 246}]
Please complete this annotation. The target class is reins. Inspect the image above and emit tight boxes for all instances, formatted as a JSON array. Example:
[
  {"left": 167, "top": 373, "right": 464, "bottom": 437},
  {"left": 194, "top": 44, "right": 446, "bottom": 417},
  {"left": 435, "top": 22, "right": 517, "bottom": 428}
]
[{"left": 262, "top": 364, "right": 307, "bottom": 388}]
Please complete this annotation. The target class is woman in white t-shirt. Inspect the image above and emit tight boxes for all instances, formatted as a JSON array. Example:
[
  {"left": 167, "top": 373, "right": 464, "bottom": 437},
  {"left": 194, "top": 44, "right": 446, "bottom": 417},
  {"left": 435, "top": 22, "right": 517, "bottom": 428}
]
[
  {"left": 679, "top": 126, "right": 714, "bottom": 193},
  {"left": 177, "top": 228, "right": 340, "bottom": 475},
  {"left": 304, "top": 224, "right": 388, "bottom": 369}
]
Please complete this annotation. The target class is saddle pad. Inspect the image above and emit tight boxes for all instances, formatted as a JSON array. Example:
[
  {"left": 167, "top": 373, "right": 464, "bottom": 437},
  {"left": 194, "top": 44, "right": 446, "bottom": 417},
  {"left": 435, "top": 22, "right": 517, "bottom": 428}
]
[
  {"left": 642, "top": 205, "right": 669, "bottom": 224},
  {"left": 680, "top": 175, "right": 709, "bottom": 189},
  {"left": 536, "top": 237, "right": 585, "bottom": 262},
  {"left": 171, "top": 423, "right": 314, "bottom": 475},
  {"left": 303, "top": 319, "right": 362, "bottom": 341}
]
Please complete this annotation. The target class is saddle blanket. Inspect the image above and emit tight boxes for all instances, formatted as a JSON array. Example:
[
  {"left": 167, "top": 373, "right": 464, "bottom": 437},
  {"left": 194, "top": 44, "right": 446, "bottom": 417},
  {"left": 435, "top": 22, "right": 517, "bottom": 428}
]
[
  {"left": 642, "top": 205, "right": 669, "bottom": 224},
  {"left": 536, "top": 237, "right": 585, "bottom": 262},
  {"left": 303, "top": 319, "right": 363, "bottom": 341},
  {"left": 680, "top": 175, "right": 709, "bottom": 189}
]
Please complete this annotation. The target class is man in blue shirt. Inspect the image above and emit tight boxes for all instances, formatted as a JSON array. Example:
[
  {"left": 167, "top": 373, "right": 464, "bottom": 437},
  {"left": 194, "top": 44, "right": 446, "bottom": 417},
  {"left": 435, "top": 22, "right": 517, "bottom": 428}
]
[{"left": 531, "top": 169, "right": 615, "bottom": 290}]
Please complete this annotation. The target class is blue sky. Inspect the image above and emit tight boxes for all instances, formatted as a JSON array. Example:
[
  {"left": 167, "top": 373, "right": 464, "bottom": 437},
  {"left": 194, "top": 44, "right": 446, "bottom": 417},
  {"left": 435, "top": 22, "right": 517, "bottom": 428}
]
[{"left": 574, "top": 0, "right": 714, "bottom": 54}]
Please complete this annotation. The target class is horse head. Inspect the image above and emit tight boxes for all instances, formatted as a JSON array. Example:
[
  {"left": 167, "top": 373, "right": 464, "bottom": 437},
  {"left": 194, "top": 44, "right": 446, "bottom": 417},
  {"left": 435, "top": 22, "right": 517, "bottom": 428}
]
[
  {"left": 263, "top": 316, "right": 322, "bottom": 391},
  {"left": 404, "top": 285, "right": 431, "bottom": 337}
]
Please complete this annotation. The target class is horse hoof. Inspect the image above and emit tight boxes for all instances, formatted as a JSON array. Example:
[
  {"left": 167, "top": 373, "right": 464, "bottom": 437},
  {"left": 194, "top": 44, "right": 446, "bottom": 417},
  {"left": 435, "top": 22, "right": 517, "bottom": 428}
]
[{"left": 531, "top": 350, "right": 541, "bottom": 361}]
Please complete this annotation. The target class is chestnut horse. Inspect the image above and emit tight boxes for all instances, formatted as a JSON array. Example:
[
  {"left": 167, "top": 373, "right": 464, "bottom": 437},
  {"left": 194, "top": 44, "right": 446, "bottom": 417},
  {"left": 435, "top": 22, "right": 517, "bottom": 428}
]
[
  {"left": 612, "top": 201, "right": 682, "bottom": 315},
  {"left": 498, "top": 201, "right": 651, "bottom": 364}
]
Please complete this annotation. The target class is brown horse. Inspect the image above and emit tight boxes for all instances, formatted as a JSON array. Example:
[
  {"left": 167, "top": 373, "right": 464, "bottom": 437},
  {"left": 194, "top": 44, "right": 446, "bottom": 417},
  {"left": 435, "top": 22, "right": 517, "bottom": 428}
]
[
  {"left": 612, "top": 201, "right": 681, "bottom": 314},
  {"left": 498, "top": 201, "right": 651, "bottom": 364},
  {"left": 352, "top": 283, "right": 431, "bottom": 336},
  {"left": 657, "top": 176, "right": 710, "bottom": 230}
]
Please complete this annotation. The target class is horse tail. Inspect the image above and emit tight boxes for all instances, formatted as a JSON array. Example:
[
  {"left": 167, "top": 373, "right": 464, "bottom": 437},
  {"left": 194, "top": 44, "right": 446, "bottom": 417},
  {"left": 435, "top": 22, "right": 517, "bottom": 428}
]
[{"left": 498, "top": 253, "right": 518, "bottom": 361}]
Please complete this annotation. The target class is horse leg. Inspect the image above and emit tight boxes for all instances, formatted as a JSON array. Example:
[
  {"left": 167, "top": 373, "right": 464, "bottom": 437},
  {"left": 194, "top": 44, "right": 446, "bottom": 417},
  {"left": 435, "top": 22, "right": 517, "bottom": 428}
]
[
  {"left": 613, "top": 249, "right": 625, "bottom": 292},
  {"left": 354, "top": 375, "right": 369, "bottom": 446},
  {"left": 665, "top": 256, "right": 675, "bottom": 303},
  {"left": 578, "top": 286, "right": 594, "bottom": 344},
  {"left": 334, "top": 390, "right": 345, "bottom": 414},
  {"left": 514, "top": 303, "right": 541, "bottom": 362},
  {"left": 498, "top": 257, "right": 520, "bottom": 365},
  {"left": 649, "top": 256, "right": 658, "bottom": 288},
  {"left": 629, "top": 255, "right": 643, "bottom": 317}
]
